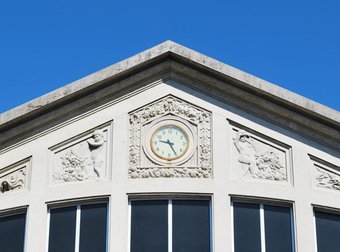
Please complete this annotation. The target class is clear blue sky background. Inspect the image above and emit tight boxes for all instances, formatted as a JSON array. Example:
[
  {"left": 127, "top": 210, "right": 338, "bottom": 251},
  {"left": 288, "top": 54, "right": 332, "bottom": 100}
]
[{"left": 0, "top": 0, "right": 339, "bottom": 113}]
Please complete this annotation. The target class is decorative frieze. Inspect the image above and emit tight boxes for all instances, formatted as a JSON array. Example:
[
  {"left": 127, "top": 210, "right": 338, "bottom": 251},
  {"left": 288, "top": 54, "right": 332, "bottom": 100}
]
[
  {"left": 0, "top": 158, "right": 30, "bottom": 194},
  {"left": 128, "top": 95, "right": 212, "bottom": 179},
  {"left": 310, "top": 155, "right": 340, "bottom": 191},
  {"left": 230, "top": 122, "right": 291, "bottom": 182},
  {"left": 50, "top": 124, "right": 111, "bottom": 184}
]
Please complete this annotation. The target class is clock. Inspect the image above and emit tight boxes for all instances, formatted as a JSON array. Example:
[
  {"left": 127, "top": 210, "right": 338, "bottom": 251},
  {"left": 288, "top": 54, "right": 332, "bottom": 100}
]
[
  {"left": 143, "top": 118, "right": 195, "bottom": 165},
  {"left": 150, "top": 124, "right": 189, "bottom": 160}
]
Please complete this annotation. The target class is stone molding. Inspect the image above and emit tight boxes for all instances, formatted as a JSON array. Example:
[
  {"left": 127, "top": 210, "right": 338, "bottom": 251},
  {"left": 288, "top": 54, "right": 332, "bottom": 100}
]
[{"left": 1, "top": 41, "right": 338, "bottom": 153}]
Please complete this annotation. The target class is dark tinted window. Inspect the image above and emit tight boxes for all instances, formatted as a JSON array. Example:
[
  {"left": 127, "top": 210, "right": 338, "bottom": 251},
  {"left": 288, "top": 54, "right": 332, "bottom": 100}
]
[
  {"left": 48, "top": 206, "right": 77, "bottom": 252},
  {"left": 131, "top": 200, "right": 168, "bottom": 252},
  {"left": 264, "top": 205, "right": 293, "bottom": 252},
  {"left": 173, "top": 200, "right": 210, "bottom": 252},
  {"left": 0, "top": 212, "right": 26, "bottom": 252},
  {"left": 233, "top": 202, "right": 261, "bottom": 252},
  {"left": 79, "top": 203, "right": 108, "bottom": 252},
  {"left": 315, "top": 211, "right": 340, "bottom": 252}
]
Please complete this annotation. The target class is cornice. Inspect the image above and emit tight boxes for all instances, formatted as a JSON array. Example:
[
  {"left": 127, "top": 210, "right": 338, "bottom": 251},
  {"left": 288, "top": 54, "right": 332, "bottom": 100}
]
[{"left": 0, "top": 41, "right": 338, "bottom": 151}]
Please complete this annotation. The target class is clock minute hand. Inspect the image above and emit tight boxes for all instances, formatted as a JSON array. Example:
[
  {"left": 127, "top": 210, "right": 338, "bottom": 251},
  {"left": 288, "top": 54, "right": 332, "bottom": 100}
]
[{"left": 166, "top": 139, "right": 177, "bottom": 156}]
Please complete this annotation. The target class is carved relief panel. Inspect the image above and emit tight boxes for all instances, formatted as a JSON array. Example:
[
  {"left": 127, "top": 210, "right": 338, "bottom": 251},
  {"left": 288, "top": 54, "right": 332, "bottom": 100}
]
[
  {"left": 0, "top": 158, "right": 31, "bottom": 194},
  {"left": 310, "top": 155, "right": 340, "bottom": 191},
  {"left": 129, "top": 95, "right": 212, "bottom": 179},
  {"left": 229, "top": 121, "right": 291, "bottom": 183},
  {"left": 50, "top": 122, "right": 112, "bottom": 184}
]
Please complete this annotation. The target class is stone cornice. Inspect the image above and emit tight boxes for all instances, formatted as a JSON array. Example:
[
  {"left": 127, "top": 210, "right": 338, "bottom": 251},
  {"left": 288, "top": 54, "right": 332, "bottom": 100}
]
[{"left": 0, "top": 41, "right": 339, "bottom": 150}]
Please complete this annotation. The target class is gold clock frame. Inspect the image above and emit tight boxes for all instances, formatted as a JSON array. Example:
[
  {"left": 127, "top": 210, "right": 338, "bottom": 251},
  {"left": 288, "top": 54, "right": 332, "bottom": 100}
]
[
  {"left": 143, "top": 117, "right": 196, "bottom": 166},
  {"left": 150, "top": 123, "right": 190, "bottom": 161}
]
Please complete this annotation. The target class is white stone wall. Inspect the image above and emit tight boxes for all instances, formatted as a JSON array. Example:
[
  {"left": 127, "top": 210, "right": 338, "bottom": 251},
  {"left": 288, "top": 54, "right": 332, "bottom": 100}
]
[{"left": 0, "top": 79, "right": 339, "bottom": 252}]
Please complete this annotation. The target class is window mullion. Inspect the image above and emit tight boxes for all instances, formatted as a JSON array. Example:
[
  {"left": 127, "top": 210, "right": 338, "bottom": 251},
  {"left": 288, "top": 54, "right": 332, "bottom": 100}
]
[
  {"left": 260, "top": 204, "right": 266, "bottom": 252},
  {"left": 230, "top": 202, "right": 235, "bottom": 252},
  {"left": 46, "top": 209, "right": 51, "bottom": 252},
  {"left": 74, "top": 205, "right": 81, "bottom": 252},
  {"left": 313, "top": 211, "right": 318, "bottom": 252},
  {"left": 168, "top": 199, "right": 173, "bottom": 252},
  {"left": 127, "top": 201, "right": 131, "bottom": 252},
  {"left": 290, "top": 207, "right": 296, "bottom": 252}
]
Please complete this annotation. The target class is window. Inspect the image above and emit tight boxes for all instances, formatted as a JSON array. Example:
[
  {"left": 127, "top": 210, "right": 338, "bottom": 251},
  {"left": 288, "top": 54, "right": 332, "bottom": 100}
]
[
  {"left": 0, "top": 211, "right": 26, "bottom": 252},
  {"left": 130, "top": 199, "right": 211, "bottom": 252},
  {"left": 315, "top": 210, "right": 340, "bottom": 252},
  {"left": 232, "top": 201, "right": 295, "bottom": 252},
  {"left": 47, "top": 202, "right": 108, "bottom": 252}
]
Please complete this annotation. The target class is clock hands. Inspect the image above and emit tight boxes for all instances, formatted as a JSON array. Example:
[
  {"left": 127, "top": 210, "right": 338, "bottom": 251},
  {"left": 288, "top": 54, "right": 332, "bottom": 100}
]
[
  {"left": 168, "top": 141, "right": 177, "bottom": 156},
  {"left": 159, "top": 139, "right": 177, "bottom": 156}
]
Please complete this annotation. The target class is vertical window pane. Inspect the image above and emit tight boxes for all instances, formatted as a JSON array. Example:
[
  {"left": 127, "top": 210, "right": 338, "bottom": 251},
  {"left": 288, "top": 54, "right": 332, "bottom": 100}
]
[
  {"left": 264, "top": 205, "right": 293, "bottom": 252},
  {"left": 173, "top": 200, "right": 210, "bottom": 252},
  {"left": 233, "top": 202, "right": 261, "bottom": 252},
  {"left": 79, "top": 203, "right": 108, "bottom": 252},
  {"left": 48, "top": 206, "right": 76, "bottom": 252},
  {"left": 315, "top": 211, "right": 340, "bottom": 252},
  {"left": 131, "top": 200, "right": 168, "bottom": 252},
  {"left": 0, "top": 212, "right": 26, "bottom": 252}
]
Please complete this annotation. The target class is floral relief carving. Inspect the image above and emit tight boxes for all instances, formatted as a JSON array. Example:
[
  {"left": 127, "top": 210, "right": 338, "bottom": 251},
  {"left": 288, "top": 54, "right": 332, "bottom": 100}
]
[
  {"left": 0, "top": 159, "right": 29, "bottom": 194},
  {"left": 233, "top": 129, "right": 287, "bottom": 181},
  {"left": 316, "top": 167, "right": 340, "bottom": 190},
  {"left": 54, "top": 150, "right": 92, "bottom": 182},
  {"left": 52, "top": 128, "right": 109, "bottom": 184},
  {"left": 312, "top": 156, "right": 340, "bottom": 191},
  {"left": 129, "top": 95, "right": 212, "bottom": 179}
]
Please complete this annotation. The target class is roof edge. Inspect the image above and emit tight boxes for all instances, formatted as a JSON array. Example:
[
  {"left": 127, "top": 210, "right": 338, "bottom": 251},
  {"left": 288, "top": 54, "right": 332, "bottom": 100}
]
[{"left": 0, "top": 40, "right": 339, "bottom": 130}]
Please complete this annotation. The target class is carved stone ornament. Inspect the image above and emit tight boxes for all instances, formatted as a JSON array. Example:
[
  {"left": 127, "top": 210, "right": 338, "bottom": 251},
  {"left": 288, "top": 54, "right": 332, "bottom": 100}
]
[
  {"left": 231, "top": 127, "right": 290, "bottom": 182},
  {"left": 128, "top": 95, "right": 212, "bottom": 179},
  {"left": 51, "top": 125, "right": 111, "bottom": 184},
  {"left": 0, "top": 158, "right": 30, "bottom": 194},
  {"left": 311, "top": 156, "right": 340, "bottom": 191}
]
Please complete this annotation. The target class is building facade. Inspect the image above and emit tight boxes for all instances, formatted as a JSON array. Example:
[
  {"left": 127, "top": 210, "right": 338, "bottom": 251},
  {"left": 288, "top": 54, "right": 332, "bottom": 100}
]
[{"left": 0, "top": 41, "right": 339, "bottom": 252}]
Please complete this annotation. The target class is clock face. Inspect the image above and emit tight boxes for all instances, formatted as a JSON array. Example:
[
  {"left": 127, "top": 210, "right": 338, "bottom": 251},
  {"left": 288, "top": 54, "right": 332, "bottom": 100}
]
[{"left": 150, "top": 124, "right": 189, "bottom": 161}]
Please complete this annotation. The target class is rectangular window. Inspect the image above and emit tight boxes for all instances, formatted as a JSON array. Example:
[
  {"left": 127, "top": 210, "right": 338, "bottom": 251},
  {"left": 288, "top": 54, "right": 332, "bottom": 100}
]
[
  {"left": 0, "top": 211, "right": 26, "bottom": 252},
  {"left": 47, "top": 202, "right": 108, "bottom": 252},
  {"left": 315, "top": 210, "right": 340, "bottom": 252},
  {"left": 130, "top": 199, "right": 211, "bottom": 252},
  {"left": 232, "top": 201, "right": 295, "bottom": 252}
]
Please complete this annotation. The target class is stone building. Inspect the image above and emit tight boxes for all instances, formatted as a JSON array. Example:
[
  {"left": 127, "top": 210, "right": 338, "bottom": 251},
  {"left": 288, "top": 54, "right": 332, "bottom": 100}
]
[{"left": 0, "top": 41, "right": 339, "bottom": 252}]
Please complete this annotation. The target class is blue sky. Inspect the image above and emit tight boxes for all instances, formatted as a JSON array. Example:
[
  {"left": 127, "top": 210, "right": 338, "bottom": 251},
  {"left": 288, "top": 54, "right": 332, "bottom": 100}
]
[{"left": 0, "top": 0, "right": 339, "bottom": 113}]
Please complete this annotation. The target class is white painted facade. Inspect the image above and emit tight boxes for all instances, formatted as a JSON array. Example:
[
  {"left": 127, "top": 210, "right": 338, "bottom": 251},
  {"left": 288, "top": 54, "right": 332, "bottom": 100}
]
[{"left": 0, "top": 41, "right": 339, "bottom": 251}]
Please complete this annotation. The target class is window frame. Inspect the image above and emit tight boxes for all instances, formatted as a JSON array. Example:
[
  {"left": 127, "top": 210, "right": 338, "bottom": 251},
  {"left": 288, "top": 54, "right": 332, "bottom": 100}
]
[
  {"left": 128, "top": 194, "right": 213, "bottom": 252},
  {"left": 0, "top": 206, "right": 28, "bottom": 252},
  {"left": 313, "top": 205, "right": 340, "bottom": 252},
  {"left": 46, "top": 198, "right": 110, "bottom": 252},
  {"left": 231, "top": 196, "right": 296, "bottom": 252}
]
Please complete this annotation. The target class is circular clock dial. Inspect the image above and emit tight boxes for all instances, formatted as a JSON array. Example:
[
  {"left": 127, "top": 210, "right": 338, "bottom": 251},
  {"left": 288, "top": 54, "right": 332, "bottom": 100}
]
[{"left": 150, "top": 124, "right": 189, "bottom": 161}]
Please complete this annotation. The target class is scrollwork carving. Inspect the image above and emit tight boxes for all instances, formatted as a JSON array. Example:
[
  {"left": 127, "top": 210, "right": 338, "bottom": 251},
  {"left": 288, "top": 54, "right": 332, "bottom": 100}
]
[{"left": 0, "top": 159, "right": 29, "bottom": 194}]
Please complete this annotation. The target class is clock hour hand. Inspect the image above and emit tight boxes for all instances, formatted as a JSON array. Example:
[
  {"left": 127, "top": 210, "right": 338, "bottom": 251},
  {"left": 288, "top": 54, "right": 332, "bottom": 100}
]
[{"left": 158, "top": 140, "right": 177, "bottom": 156}]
